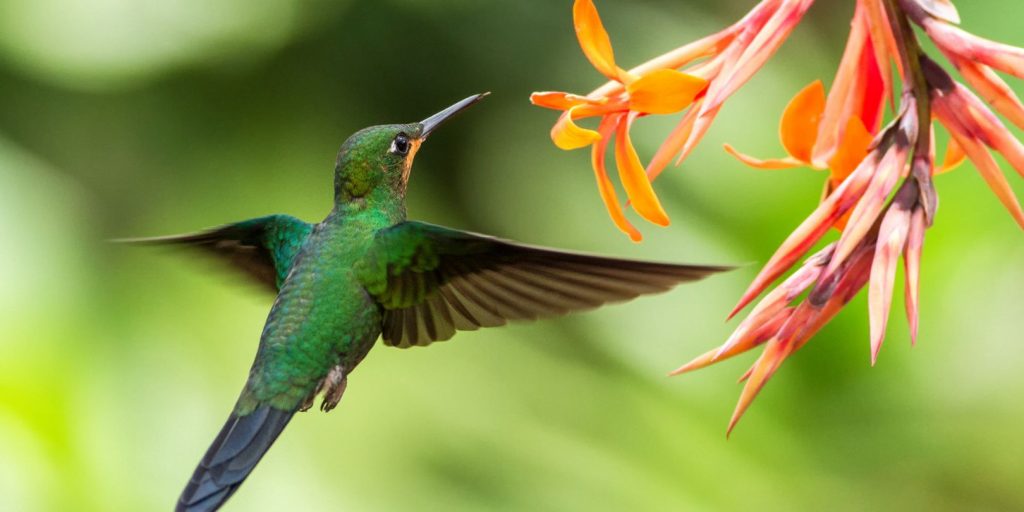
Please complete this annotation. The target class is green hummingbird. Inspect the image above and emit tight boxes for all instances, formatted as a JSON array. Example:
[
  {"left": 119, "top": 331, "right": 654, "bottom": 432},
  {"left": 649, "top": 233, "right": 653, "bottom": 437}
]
[{"left": 125, "top": 94, "right": 731, "bottom": 512}]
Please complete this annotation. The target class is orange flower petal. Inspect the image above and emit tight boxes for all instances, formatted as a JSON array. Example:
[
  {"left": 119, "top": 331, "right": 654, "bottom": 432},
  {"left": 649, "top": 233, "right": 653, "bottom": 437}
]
[
  {"left": 592, "top": 115, "right": 642, "bottom": 241},
  {"left": 573, "top": 0, "right": 628, "bottom": 82},
  {"left": 780, "top": 80, "right": 826, "bottom": 163},
  {"left": 614, "top": 115, "right": 670, "bottom": 226},
  {"left": 583, "top": 25, "right": 736, "bottom": 101},
  {"left": 626, "top": 69, "right": 707, "bottom": 115},
  {"left": 826, "top": 116, "right": 873, "bottom": 182},
  {"left": 551, "top": 105, "right": 603, "bottom": 150},
  {"left": 937, "top": 137, "right": 966, "bottom": 175},
  {"left": 723, "top": 144, "right": 805, "bottom": 170},
  {"left": 530, "top": 91, "right": 604, "bottom": 110}
]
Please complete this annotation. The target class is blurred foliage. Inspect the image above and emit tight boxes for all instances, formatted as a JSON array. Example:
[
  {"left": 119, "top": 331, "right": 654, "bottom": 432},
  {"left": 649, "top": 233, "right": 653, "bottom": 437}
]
[{"left": 0, "top": 0, "right": 1022, "bottom": 511}]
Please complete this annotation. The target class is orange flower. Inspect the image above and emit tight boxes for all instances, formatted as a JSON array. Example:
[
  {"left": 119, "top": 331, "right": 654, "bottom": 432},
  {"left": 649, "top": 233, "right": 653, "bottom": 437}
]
[
  {"left": 723, "top": 80, "right": 875, "bottom": 212},
  {"left": 534, "top": 0, "right": 1023, "bottom": 434},
  {"left": 532, "top": 0, "right": 819, "bottom": 240},
  {"left": 531, "top": 0, "right": 707, "bottom": 241}
]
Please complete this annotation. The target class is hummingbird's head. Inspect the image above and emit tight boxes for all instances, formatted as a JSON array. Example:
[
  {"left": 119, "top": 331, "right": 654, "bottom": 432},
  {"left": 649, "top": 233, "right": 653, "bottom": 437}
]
[{"left": 334, "top": 93, "right": 488, "bottom": 204}]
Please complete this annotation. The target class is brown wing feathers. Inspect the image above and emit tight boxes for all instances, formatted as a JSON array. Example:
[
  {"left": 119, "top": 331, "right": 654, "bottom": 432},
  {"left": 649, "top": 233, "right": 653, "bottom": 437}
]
[{"left": 383, "top": 242, "right": 729, "bottom": 348}]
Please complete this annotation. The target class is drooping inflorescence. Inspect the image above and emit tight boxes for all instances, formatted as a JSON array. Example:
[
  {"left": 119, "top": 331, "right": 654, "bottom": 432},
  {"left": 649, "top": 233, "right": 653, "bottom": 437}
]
[{"left": 532, "top": 0, "right": 1024, "bottom": 432}]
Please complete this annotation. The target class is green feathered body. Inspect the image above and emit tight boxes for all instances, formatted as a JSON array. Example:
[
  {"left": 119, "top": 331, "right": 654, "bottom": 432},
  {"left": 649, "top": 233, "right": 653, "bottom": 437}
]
[{"left": 237, "top": 202, "right": 404, "bottom": 414}]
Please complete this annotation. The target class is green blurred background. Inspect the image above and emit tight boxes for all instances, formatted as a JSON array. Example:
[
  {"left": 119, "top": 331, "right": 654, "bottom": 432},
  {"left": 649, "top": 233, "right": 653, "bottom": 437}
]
[{"left": 1, "top": 0, "right": 1022, "bottom": 510}]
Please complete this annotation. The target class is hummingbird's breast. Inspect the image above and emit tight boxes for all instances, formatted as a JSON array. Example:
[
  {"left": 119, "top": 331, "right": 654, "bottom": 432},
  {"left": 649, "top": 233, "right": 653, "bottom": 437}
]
[{"left": 246, "top": 211, "right": 394, "bottom": 407}]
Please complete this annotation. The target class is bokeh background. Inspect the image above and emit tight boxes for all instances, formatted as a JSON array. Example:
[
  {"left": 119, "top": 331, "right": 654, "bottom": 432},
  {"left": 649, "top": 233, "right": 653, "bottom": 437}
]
[{"left": 2, "top": 0, "right": 1022, "bottom": 510}]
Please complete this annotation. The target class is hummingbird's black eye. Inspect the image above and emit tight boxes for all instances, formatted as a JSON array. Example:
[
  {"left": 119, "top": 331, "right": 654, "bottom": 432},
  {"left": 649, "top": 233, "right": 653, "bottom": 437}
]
[{"left": 390, "top": 134, "right": 411, "bottom": 156}]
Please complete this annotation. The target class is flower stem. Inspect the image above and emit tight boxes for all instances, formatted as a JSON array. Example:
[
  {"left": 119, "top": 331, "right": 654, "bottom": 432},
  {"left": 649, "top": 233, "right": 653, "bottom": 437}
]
[{"left": 884, "top": 0, "right": 937, "bottom": 220}]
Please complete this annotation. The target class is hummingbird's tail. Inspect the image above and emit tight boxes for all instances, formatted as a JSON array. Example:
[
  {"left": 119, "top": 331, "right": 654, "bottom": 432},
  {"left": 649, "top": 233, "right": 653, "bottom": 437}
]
[{"left": 176, "top": 405, "right": 294, "bottom": 512}]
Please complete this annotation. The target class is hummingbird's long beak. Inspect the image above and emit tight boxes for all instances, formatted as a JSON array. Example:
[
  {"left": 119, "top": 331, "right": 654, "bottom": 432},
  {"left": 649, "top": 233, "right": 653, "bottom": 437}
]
[{"left": 420, "top": 93, "right": 489, "bottom": 139}]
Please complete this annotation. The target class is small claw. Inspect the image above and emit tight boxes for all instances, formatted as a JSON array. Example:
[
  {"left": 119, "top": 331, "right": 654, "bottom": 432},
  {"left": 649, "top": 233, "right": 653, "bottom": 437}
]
[
  {"left": 299, "top": 394, "right": 316, "bottom": 413},
  {"left": 300, "top": 377, "right": 329, "bottom": 412},
  {"left": 320, "top": 365, "right": 348, "bottom": 412}
]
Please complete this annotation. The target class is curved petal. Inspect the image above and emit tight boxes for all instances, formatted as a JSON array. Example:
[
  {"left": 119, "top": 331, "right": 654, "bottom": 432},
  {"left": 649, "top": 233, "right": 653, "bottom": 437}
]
[
  {"left": 573, "top": 0, "right": 628, "bottom": 82},
  {"left": 530, "top": 91, "right": 604, "bottom": 110},
  {"left": 862, "top": 0, "right": 898, "bottom": 111},
  {"left": 937, "top": 137, "right": 966, "bottom": 175},
  {"left": 869, "top": 198, "right": 912, "bottom": 365},
  {"left": 828, "top": 146, "right": 907, "bottom": 274},
  {"left": 946, "top": 129, "right": 1024, "bottom": 229},
  {"left": 723, "top": 144, "right": 805, "bottom": 170},
  {"left": 627, "top": 69, "right": 707, "bottom": 115},
  {"left": 856, "top": 33, "right": 888, "bottom": 132},
  {"left": 924, "top": 20, "right": 1024, "bottom": 80},
  {"left": 670, "top": 308, "right": 790, "bottom": 376},
  {"left": 954, "top": 59, "right": 1024, "bottom": 130},
  {"left": 826, "top": 178, "right": 854, "bottom": 231},
  {"left": 703, "top": 0, "right": 815, "bottom": 113},
  {"left": 614, "top": 114, "right": 670, "bottom": 226},
  {"left": 646, "top": 101, "right": 700, "bottom": 180},
  {"left": 592, "top": 114, "right": 642, "bottom": 241},
  {"left": 904, "top": 206, "right": 926, "bottom": 346},
  {"left": 780, "top": 80, "right": 826, "bottom": 162},
  {"left": 826, "top": 116, "right": 873, "bottom": 182},
  {"left": 551, "top": 105, "right": 603, "bottom": 150},
  {"left": 812, "top": 7, "right": 874, "bottom": 167}
]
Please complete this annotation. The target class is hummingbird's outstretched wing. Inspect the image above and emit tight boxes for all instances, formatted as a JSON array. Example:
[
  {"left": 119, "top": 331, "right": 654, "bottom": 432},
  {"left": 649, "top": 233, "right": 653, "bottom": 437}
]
[
  {"left": 117, "top": 215, "right": 313, "bottom": 292},
  {"left": 357, "top": 221, "right": 733, "bottom": 348}
]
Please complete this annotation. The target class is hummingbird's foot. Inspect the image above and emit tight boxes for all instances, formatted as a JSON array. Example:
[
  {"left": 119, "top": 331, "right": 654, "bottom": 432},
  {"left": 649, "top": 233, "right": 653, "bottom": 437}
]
[
  {"left": 298, "top": 382, "right": 321, "bottom": 412},
  {"left": 320, "top": 364, "right": 347, "bottom": 412},
  {"left": 298, "top": 364, "right": 348, "bottom": 412}
]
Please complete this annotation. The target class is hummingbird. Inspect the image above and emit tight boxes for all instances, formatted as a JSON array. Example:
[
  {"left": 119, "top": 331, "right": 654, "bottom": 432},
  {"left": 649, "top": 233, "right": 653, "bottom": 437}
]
[{"left": 125, "top": 93, "right": 731, "bottom": 512}]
